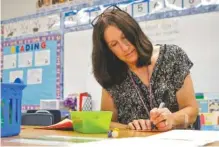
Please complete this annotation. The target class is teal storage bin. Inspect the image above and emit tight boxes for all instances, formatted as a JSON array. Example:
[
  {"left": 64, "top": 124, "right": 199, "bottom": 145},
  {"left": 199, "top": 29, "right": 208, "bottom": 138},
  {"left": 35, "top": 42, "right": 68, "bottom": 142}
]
[
  {"left": 1, "top": 78, "right": 26, "bottom": 137},
  {"left": 70, "top": 111, "right": 112, "bottom": 134}
]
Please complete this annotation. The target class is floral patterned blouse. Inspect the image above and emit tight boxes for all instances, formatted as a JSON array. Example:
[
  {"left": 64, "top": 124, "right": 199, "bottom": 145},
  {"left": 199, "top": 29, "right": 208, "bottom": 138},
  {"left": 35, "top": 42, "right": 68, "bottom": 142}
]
[{"left": 106, "top": 44, "right": 193, "bottom": 124}]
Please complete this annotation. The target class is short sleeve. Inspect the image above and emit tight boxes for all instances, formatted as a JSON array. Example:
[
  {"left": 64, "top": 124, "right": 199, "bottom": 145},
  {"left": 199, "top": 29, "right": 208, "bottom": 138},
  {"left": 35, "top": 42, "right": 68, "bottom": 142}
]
[
  {"left": 105, "top": 86, "right": 119, "bottom": 108},
  {"left": 171, "top": 45, "right": 193, "bottom": 92}
]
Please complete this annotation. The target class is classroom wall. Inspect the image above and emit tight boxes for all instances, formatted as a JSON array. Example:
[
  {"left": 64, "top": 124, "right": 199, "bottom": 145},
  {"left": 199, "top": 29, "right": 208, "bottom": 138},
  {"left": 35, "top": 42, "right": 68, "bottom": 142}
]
[
  {"left": 1, "top": 0, "right": 36, "bottom": 20},
  {"left": 2, "top": 0, "right": 219, "bottom": 113}
]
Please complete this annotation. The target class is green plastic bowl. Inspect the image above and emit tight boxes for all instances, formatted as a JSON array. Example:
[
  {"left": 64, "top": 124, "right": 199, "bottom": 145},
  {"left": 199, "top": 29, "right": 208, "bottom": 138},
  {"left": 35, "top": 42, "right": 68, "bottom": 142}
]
[{"left": 70, "top": 111, "right": 113, "bottom": 134}]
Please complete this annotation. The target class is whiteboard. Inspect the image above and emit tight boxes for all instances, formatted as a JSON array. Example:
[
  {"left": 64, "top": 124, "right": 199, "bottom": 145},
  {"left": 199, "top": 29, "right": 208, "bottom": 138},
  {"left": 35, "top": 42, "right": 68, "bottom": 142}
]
[
  {"left": 64, "top": 11, "right": 219, "bottom": 111},
  {"left": 142, "top": 11, "right": 219, "bottom": 93},
  {"left": 64, "top": 29, "right": 102, "bottom": 110}
]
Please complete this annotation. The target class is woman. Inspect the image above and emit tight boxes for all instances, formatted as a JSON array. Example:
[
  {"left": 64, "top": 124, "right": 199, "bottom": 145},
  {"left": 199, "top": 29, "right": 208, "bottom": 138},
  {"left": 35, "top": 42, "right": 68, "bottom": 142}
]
[{"left": 91, "top": 5, "right": 199, "bottom": 131}]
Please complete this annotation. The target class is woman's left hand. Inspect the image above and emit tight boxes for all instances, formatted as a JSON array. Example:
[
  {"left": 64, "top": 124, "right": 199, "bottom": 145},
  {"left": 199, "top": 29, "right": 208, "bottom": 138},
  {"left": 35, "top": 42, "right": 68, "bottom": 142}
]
[{"left": 150, "top": 107, "right": 174, "bottom": 131}]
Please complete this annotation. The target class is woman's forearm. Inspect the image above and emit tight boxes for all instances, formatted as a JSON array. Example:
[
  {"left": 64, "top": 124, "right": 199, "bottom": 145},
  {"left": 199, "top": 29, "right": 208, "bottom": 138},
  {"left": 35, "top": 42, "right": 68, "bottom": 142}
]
[{"left": 172, "top": 106, "right": 199, "bottom": 128}]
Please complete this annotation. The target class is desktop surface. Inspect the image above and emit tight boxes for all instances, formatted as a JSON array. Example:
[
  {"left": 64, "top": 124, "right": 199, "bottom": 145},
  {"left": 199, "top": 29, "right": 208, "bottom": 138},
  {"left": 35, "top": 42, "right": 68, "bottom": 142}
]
[{"left": 1, "top": 126, "right": 219, "bottom": 146}]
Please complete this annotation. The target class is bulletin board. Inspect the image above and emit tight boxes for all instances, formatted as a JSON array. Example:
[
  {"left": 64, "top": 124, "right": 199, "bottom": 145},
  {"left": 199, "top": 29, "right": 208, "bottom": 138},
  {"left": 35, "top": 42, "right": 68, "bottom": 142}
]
[{"left": 2, "top": 34, "right": 62, "bottom": 110}]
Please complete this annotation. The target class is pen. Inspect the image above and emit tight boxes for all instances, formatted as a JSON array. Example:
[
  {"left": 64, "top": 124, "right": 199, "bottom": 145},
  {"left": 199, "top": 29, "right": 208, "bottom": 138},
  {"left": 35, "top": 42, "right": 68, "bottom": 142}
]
[
  {"left": 151, "top": 102, "right": 166, "bottom": 130},
  {"left": 159, "top": 102, "right": 165, "bottom": 109}
]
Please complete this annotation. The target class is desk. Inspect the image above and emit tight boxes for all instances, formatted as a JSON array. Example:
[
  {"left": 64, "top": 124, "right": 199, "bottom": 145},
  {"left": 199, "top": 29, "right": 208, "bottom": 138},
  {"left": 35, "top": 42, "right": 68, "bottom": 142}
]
[{"left": 1, "top": 126, "right": 219, "bottom": 146}]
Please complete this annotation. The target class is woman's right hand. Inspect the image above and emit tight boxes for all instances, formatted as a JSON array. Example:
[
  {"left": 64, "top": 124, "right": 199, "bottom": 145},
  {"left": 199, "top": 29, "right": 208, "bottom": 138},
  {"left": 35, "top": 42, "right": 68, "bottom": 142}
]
[{"left": 128, "top": 119, "right": 151, "bottom": 130}]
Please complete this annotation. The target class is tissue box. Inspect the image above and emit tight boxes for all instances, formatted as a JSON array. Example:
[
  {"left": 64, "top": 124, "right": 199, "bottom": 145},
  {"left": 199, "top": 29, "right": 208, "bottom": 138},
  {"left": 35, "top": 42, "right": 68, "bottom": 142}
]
[
  {"left": 40, "top": 99, "right": 66, "bottom": 110},
  {"left": 70, "top": 111, "right": 112, "bottom": 134}
]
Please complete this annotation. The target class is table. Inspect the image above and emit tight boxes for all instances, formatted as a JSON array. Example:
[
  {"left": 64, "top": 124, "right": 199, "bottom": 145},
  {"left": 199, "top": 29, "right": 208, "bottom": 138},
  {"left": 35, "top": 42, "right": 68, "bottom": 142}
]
[{"left": 1, "top": 125, "right": 219, "bottom": 146}]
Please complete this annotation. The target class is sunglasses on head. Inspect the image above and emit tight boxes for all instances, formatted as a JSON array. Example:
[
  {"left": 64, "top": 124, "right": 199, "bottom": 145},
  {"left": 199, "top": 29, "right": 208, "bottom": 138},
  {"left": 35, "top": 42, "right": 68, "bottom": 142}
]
[{"left": 91, "top": 5, "right": 123, "bottom": 27}]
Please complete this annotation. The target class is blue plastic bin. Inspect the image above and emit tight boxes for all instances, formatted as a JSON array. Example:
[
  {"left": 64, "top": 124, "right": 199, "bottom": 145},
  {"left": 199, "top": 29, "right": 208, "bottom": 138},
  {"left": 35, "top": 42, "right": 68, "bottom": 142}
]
[{"left": 1, "top": 78, "right": 26, "bottom": 137}]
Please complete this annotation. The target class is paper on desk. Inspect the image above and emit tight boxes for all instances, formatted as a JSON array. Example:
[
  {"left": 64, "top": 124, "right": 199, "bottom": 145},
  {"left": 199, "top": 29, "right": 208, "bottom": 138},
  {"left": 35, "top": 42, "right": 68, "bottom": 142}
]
[
  {"left": 146, "top": 129, "right": 219, "bottom": 146},
  {"left": 70, "top": 130, "right": 219, "bottom": 147},
  {"left": 69, "top": 136, "right": 210, "bottom": 147},
  {"left": 7, "top": 139, "right": 74, "bottom": 146}
]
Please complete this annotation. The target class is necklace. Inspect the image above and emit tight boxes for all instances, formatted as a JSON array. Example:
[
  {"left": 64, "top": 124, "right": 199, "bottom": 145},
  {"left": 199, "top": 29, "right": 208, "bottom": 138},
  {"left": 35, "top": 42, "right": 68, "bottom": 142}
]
[{"left": 129, "top": 66, "right": 153, "bottom": 117}]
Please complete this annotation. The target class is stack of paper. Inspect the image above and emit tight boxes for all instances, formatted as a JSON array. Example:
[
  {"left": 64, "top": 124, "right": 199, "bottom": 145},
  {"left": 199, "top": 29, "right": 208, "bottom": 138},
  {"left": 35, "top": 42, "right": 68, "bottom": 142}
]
[{"left": 70, "top": 137, "right": 197, "bottom": 147}]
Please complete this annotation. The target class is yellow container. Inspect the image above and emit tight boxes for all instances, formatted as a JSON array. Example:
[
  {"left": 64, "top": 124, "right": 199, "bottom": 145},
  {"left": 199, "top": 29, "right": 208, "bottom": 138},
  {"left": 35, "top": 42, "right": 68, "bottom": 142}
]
[{"left": 70, "top": 111, "right": 112, "bottom": 134}]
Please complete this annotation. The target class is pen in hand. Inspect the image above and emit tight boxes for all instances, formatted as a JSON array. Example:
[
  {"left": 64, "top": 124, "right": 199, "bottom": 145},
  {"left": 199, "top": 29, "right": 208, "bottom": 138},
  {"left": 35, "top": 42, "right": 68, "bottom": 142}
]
[
  {"left": 151, "top": 102, "right": 166, "bottom": 130},
  {"left": 150, "top": 90, "right": 168, "bottom": 130}
]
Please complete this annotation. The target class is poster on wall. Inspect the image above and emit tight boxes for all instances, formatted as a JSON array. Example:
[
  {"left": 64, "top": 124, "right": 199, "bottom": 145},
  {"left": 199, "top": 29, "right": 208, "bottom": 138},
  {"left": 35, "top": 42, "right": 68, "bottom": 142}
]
[
  {"left": 1, "top": 25, "right": 4, "bottom": 40},
  {"left": 64, "top": 9, "right": 90, "bottom": 28},
  {"left": 2, "top": 34, "right": 62, "bottom": 110},
  {"left": 3, "top": 23, "right": 18, "bottom": 38},
  {"left": 0, "top": 45, "right": 3, "bottom": 79},
  {"left": 3, "top": 13, "right": 60, "bottom": 39},
  {"left": 183, "top": 0, "right": 202, "bottom": 8},
  {"left": 133, "top": 0, "right": 149, "bottom": 18},
  {"left": 36, "top": 0, "right": 95, "bottom": 11}
]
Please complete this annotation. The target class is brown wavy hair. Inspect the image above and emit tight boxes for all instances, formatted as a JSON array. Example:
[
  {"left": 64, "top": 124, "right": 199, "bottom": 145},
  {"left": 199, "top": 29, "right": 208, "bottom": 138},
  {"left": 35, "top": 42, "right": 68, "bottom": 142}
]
[{"left": 92, "top": 7, "right": 153, "bottom": 89}]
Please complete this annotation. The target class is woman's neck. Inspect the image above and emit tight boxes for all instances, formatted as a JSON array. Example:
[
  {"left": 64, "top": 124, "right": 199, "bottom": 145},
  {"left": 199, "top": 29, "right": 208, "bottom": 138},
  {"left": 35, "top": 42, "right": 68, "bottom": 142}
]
[
  {"left": 128, "top": 64, "right": 148, "bottom": 75},
  {"left": 128, "top": 45, "right": 160, "bottom": 74}
]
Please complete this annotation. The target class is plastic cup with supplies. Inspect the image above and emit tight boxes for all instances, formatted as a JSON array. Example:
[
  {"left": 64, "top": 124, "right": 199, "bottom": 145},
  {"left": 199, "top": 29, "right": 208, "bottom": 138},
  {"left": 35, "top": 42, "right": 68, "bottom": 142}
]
[{"left": 70, "top": 111, "right": 112, "bottom": 134}]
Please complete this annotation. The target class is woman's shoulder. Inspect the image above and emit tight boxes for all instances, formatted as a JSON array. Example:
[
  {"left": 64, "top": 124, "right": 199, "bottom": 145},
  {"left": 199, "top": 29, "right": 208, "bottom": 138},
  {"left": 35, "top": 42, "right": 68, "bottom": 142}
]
[
  {"left": 105, "top": 75, "right": 131, "bottom": 96},
  {"left": 163, "top": 44, "right": 187, "bottom": 56},
  {"left": 156, "top": 44, "right": 189, "bottom": 61}
]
